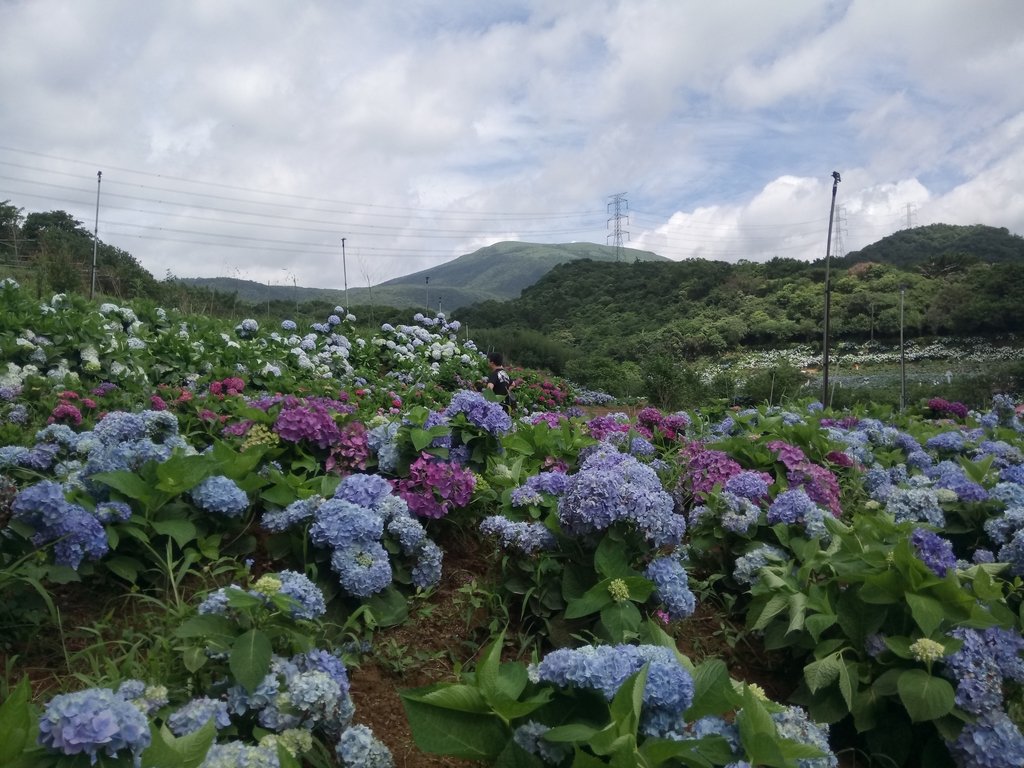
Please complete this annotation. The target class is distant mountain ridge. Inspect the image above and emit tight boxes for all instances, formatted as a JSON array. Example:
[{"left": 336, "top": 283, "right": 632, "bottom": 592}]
[{"left": 183, "top": 241, "right": 667, "bottom": 311}]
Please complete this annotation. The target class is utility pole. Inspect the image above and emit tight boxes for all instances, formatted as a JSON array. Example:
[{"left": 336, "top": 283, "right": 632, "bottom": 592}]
[
  {"left": 899, "top": 285, "right": 907, "bottom": 412},
  {"left": 606, "top": 193, "right": 629, "bottom": 261},
  {"left": 822, "top": 171, "right": 841, "bottom": 406},
  {"left": 90, "top": 171, "right": 102, "bottom": 300},
  {"left": 341, "top": 237, "right": 348, "bottom": 309}
]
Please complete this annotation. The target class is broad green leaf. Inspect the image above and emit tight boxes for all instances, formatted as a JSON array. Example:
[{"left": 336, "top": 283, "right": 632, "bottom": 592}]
[
  {"left": 594, "top": 536, "right": 632, "bottom": 579},
  {"left": 91, "top": 470, "right": 155, "bottom": 505},
  {"left": 103, "top": 555, "right": 140, "bottom": 584},
  {"left": 641, "top": 733, "right": 733, "bottom": 766},
  {"left": 142, "top": 720, "right": 216, "bottom": 768},
  {"left": 230, "top": 629, "right": 273, "bottom": 694},
  {"left": 750, "top": 593, "right": 790, "bottom": 631},
  {"left": 543, "top": 723, "right": 602, "bottom": 742},
  {"left": 155, "top": 453, "right": 211, "bottom": 493},
  {"left": 609, "top": 665, "right": 647, "bottom": 735},
  {"left": 685, "top": 659, "right": 739, "bottom": 721},
  {"left": 410, "top": 428, "right": 434, "bottom": 452},
  {"left": 905, "top": 593, "right": 945, "bottom": 637},
  {"left": 0, "top": 678, "right": 33, "bottom": 762},
  {"left": 150, "top": 518, "right": 197, "bottom": 548},
  {"left": 804, "top": 655, "right": 842, "bottom": 693},
  {"left": 599, "top": 601, "right": 642, "bottom": 643},
  {"left": 400, "top": 695, "right": 508, "bottom": 759},
  {"left": 411, "top": 684, "right": 491, "bottom": 714},
  {"left": 182, "top": 646, "right": 208, "bottom": 674},
  {"left": 786, "top": 592, "right": 807, "bottom": 635},
  {"left": 564, "top": 581, "right": 613, "bottom": 619},
  {"left": 366, "top": 586, "right": 409, "bottom": 627},
  {"left": 475, "top": 632, "right": 504, "bottom": 705},
  {"left": 175, "top": 614, "right": 235, "bottom": 640},
  {"left": 897, "top": 669, "right": 955, "bottom": 722}
]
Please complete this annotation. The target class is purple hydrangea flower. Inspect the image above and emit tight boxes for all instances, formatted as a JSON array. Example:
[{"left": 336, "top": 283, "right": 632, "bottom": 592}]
[
  {"left": 559, "top": 445, "right": 683, "bottom": 547},
  {"left": 443, "top": 389, "right": 513, "bottom": 436},
  {"left": 723, "top": 470, "right": 772, "bottom": 502},
  {"left": 767, "top": 488, "right": 829, "bottom": 539},
  {"left": 910, "top": 528, "right": 957, "bottom": 577}
]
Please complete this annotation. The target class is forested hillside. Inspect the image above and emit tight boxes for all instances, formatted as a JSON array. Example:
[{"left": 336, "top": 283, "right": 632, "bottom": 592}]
[{"left": 459, "top": 225, "right": 1024, "bottom": 394}]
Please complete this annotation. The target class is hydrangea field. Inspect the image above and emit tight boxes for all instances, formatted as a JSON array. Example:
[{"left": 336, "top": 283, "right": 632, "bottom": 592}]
[{"left": 2, "top": 276, "right": 1024, "bottom": 768}]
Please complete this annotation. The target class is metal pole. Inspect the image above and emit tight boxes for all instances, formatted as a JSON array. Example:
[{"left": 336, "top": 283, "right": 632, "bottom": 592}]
[
  {"left": 900, "top": 285, "right": 906, "bottom": 412},
  {"left": 341, "top": 237, "right": 348, "bottom": 309},
  {"left": 821, "top": 171, "right": 841, "bottom": 405},
  {"left": 90, "top": 171, "right": 102, "bottom": 299},
  {"left": 425, "top": 276, "right": 429, "bottom": 313}
]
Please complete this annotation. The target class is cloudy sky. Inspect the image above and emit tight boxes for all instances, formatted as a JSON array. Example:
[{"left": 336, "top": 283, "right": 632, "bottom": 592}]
[{"left": 2, "top": 0, "right": 1022, "bottom": 290}]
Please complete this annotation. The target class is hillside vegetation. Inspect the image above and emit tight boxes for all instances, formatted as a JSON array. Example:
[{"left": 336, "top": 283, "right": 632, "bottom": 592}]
[{"left": 3, "top": 196, "right": 1023, "bottom": 405}]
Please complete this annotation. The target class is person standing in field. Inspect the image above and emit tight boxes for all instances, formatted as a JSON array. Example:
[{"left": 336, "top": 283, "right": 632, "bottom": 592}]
[{"left": 486, "top": 351, "right": 514, "bottom": 413}]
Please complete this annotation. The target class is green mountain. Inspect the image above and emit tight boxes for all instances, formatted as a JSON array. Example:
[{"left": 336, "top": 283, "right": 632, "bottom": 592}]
[
  {"left": 183, "top": 241, "right": 666, "bottom": 311},
  {"left": 838, "top": 223, "right": 1024, "bottom": 270}
]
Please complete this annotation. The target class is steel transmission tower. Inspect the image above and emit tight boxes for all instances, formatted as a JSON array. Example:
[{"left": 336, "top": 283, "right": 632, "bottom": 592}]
[{"left": 606, "top": 193, "right": 629, "bottom": 261}]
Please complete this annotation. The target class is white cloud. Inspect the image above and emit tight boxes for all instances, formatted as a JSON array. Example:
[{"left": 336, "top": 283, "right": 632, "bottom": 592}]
[{"left": 0, "top": 0, "right": 1021, "bottom": 290}]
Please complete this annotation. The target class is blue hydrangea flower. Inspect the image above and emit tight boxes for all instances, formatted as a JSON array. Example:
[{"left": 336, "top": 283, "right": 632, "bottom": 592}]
[
  {"left": 510, "top": 471, "right": 569, "bottom": 507},
  {"left": 771, "top": 706, "right": 837, "bottom": 768},
  {"left": 733, "top": 544, "right": 788, "bottom": 587},
  {"left": 411, "top": 539, "right": 443, "bottom": 590},
  {"left": 645, "top": 556, "right": 696, "bottom": 620},
  {"left": 531, "top": 644, "right": 695, "bottom": 737},
  {"left": 167, "top": 696, "right": 231, "bottom": 736},
  {"left": 261, "top": 495, "right": 323, "bottom": 532},
  {"left": 310, "top": 499, "right": 384, "bottom": 549},
  {"left": 190, "top": 475, "right": 249, "bottom": 518},
  {"left": 767, "top": 488, "right": 828, "bottom": 539},
  {"left": 277, "top": 570, "right": 327, "bottom": 620},
  {"left": 201, "top": 740, "right": 280, "bottom": 767},
  {"left": 513, "top": 721, "right": 572, "bottom": 764},
  {"left": 38, "top": 687, "right": 151, "bottom": 764},
  {"left": 886, "top": 486, "right": 945, "bottom": 528},
  {"left": 926, "top": 431, "right": 967, "bottom": 454},
  {"left": 943, "top": 626, "right": 1024, "bottom": 714},
  {"left": 990, "top": 482, "right": 1024, "bottom": 509},
  {"left": 337, "top": 723, "right": 395, "bottom": 767},
  {"left": 947, "top": 710, "right": 1024, "bottom": 768},
  {"left": 330, "top": 541, "right": 392, "bottom": 598},
  {"left": 386, "top": 514, "right": 427, "bottom": 553},
  {"left": 720, "top": 492, "right": 762, "bottom": 534},
  {"left": 479, "top": 516, "right": 557, "bottom": 554},
  {"left": 334, "top": 473, "right": 394, "bottom": 509}
]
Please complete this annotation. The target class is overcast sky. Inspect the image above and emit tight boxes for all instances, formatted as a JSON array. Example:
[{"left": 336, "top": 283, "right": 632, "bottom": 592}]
[{"left": 2, "top": 0, "right": 1022, "bottom": 290}]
